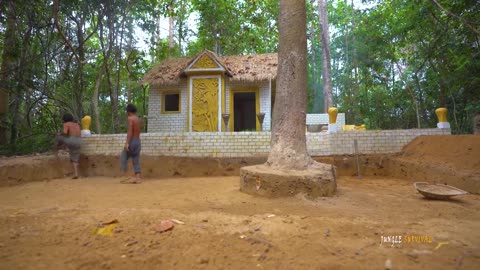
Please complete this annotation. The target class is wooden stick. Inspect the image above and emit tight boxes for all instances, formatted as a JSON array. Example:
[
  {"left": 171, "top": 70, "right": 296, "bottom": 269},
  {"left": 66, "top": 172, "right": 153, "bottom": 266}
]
[{"left": 354, "top": 139, "right": 361, "bottom": 179}]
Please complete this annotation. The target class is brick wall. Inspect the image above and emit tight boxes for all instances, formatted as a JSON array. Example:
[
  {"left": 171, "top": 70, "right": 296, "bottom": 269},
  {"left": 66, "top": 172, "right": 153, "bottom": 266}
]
[
  {"left": 306, "top": 113, "right": 346, "bottom": 126},
  {"left": 307, "top": 128, "right": 451, "bottom": 155},
  {"left": 81, "top": 128, "right": 451, "bottom": 157}
]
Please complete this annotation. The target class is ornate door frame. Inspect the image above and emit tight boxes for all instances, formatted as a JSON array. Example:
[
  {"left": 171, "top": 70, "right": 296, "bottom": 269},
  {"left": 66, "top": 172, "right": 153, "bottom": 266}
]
[{"left": 188, "top": 75, "right": 222, "bottom": 132}]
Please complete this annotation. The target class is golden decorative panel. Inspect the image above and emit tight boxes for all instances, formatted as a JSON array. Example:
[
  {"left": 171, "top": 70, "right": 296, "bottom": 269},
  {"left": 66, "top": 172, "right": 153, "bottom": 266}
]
[
  {"left": 191, "top": 55, "right": 219, "bottom": 69},
  {"left": 192, "top": 78, "right": 219, "bottom": 132}
]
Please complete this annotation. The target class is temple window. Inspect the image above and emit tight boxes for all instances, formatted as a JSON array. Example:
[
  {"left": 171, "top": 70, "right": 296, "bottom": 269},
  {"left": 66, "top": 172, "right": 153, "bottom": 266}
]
[{"left": 162, "top": 91, "right": 181, "bottom": 113}]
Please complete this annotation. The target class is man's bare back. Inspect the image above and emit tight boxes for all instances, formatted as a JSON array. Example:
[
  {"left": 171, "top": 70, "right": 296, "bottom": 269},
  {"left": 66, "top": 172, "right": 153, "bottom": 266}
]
[
  {"left": 128, "top": 115, "right": 141, "bottom": 139},
  {"left": 63, "top": 122, "right": 81, "bottom": 137},
  {"left": 58, "top": 113, "right": 81, "bottom": 179}
]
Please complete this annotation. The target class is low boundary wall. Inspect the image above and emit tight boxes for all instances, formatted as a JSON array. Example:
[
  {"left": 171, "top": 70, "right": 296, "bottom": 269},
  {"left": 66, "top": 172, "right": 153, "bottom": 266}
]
[
  {"left": 306, "top": 113, "right": 346, "bottom": 127},
  {"left": 81, "top": 129, "right": 451, "bottom": 157}
]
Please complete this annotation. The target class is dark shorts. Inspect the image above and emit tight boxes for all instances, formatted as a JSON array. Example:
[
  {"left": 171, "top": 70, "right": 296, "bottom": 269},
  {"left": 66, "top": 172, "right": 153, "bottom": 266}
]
[
  {"left": 120, "top": 138, "right": 141, "bottom": 173},
  {"left": 57, "top": 136, "right": 81, "bottom": 162}
]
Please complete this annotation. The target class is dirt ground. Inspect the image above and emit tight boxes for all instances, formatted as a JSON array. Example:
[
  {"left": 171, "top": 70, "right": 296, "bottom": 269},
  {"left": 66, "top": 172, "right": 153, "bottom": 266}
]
[
  {"left": 0, "top": 175, "right": 479, "bottom": 270},
  {"left": 0, "top": 135, "right": 479, "bottom": 269}
]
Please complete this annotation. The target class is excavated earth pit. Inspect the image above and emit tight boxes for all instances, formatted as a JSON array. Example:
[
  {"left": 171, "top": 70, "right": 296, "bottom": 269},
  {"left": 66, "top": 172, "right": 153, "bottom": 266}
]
[{"left": 0, "top": 135, "right": 478, "bottom": 269}]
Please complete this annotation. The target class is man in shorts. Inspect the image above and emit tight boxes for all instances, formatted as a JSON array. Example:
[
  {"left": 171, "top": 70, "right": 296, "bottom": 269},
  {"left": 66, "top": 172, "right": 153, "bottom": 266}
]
[
  {"left": 56, "top": 113, "right": 82, "bottom": 179},
  {"left": 120, "top": 104, "right": 142, "bottom": 184}
]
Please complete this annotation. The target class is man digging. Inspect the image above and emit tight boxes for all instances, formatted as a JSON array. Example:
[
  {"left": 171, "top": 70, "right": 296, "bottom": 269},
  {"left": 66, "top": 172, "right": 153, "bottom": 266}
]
[{"left": 120, "top": 104, "right": 142, "bottom": 184}]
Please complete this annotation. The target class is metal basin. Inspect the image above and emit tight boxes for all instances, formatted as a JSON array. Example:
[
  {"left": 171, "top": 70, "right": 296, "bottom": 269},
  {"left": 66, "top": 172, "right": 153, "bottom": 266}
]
[{"left": 414, "top": 182, "right": 468, "bottom": 200}]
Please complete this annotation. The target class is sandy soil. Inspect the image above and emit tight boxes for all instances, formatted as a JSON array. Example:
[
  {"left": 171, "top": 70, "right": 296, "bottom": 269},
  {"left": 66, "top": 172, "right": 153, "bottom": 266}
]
[
  {"left": 390, "top": 135, "right": 480, "bottom": 194},
  {"left": 0, "top": 135, "right": 478, "bottom": 269},
  {"left": 0, "top": 176, "right": 479, "bottom": 270},
  {"left": 399, "top": 135, "right": 480, "bottom": 172}
]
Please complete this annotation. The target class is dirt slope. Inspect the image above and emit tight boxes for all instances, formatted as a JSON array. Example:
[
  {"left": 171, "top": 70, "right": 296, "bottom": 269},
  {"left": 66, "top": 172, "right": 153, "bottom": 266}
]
[
  {"left": 391, "top": 135, "right": 480, "bottom": 194},
  {"left": 400, "top": 135, "right": 480, "bottom": 172}
]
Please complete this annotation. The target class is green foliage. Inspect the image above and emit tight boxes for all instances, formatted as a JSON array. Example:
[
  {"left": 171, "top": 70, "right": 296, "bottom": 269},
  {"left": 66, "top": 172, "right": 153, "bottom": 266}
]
[
  {"left": 0, "top": 0, "right": 478, "bottom": 156},
  {"left": 326, "top": 0, "right": 479, "bottom": 132},
  {"left": 190, "top": 0, "right": 278, "bottom": 56}
]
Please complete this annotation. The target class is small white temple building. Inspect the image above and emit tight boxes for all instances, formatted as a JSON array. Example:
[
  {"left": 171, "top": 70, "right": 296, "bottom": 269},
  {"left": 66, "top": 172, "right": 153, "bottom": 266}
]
[{"left": 143, "top": 49, "right": 277, "bottom": 132}]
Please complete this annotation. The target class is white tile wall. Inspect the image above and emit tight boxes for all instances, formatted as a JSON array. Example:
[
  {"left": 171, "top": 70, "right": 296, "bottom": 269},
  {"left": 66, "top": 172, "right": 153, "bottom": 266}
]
[
  {"left": 306, "top": 113, "right": 346, "bottom": 126},
  {"left": 148, "top": 78, "right": 188, "bottom": 132},
  {"left": 82, "top": 128, "right": 451, "bottom": 157}
]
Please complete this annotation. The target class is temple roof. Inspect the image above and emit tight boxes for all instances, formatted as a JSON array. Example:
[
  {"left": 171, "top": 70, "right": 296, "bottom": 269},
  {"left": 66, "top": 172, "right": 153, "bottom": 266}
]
[{"left": 143, "top": 49, "right": 278, "bottom": 86}]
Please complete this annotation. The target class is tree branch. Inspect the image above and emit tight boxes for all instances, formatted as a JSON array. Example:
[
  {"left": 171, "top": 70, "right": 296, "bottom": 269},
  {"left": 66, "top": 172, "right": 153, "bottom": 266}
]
[
  {"left": 83, "top": 17, "right": 101, "bottom": 44},
  {"left": 430, "top": 0, "right": 480, "bottom": 36},
  {"left": 53, "top": 0, "right": 81, "bottom": 63}
]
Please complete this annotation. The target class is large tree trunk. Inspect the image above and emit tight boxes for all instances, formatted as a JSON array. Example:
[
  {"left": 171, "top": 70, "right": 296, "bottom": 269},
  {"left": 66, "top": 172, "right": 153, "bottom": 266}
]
[
  {"left": 241, "top": 0, "right": 336, "bottom": 198},
  {"left": 267, "top": 0, "right": 313, "bottom": 170},
  {"left": 318, "top": 0, "right": 334, "bottom": 112}
]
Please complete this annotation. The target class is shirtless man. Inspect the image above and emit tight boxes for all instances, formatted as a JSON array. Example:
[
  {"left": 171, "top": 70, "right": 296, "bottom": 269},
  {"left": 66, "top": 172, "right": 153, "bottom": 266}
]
[
  {"left": 120, "top": 104, "right": 142, "bottom": 184},
  {"left": 56, "top": 113, "right": 82, "bottom": 179}
]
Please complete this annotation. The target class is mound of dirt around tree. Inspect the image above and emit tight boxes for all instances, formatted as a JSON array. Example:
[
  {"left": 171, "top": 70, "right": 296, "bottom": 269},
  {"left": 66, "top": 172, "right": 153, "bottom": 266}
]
[{"left": 391, "top": 135, "right": 480, "bottom": 194}]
